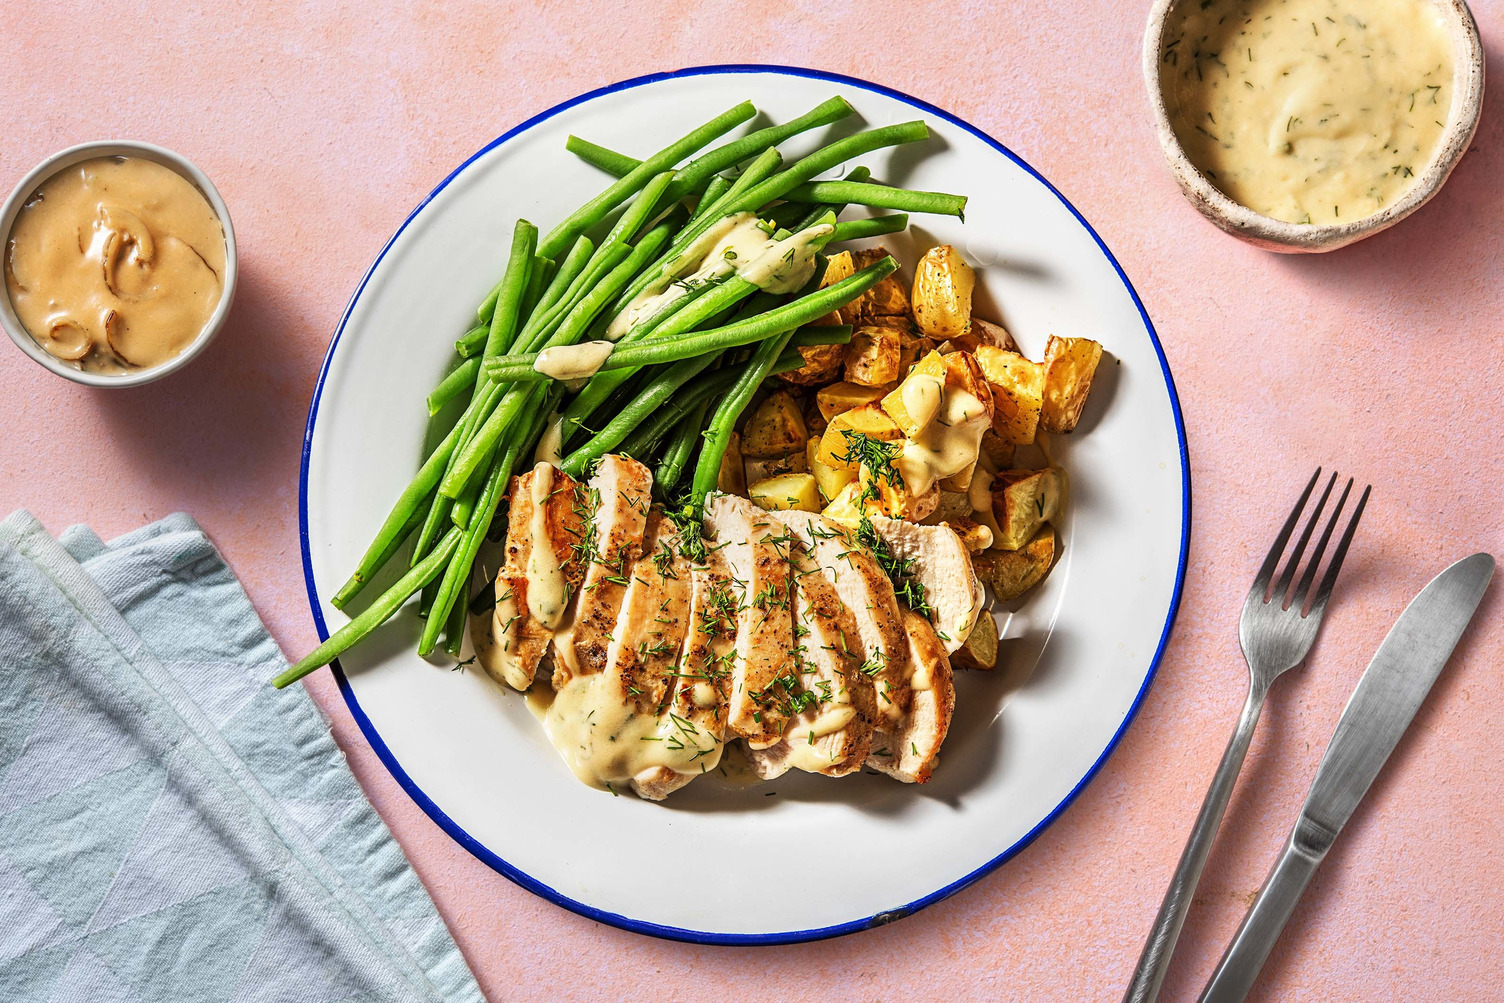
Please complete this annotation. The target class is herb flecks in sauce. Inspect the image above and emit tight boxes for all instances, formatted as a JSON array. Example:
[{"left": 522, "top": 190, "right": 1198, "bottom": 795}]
[{"left": 1161, "top": 0, "right": 1453, "bottom": 224}]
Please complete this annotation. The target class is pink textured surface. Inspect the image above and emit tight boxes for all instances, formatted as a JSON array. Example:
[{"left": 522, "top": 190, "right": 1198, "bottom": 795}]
[{"left": 3, "top": 3, "right": 1500, "bottom": 999}]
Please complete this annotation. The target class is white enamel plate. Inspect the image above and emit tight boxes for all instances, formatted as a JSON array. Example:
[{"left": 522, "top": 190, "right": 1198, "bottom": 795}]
[{"left": 301, "top": 66, "right": 1189, "bottom": 943}]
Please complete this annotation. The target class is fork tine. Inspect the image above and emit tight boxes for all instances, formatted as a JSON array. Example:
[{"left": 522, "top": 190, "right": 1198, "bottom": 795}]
[
  {"left": 1289, "top": 477, "right": 1351, "bottom": 610},
  {"left": 1274, "top": 472, "right": 1337, "bottom": 607},
  {"left": 1305, "top": 483, "right": 1370, "bottom": 617},
  {"left": 1251, "top": 468, "right": 1321, "bottom": 601}
]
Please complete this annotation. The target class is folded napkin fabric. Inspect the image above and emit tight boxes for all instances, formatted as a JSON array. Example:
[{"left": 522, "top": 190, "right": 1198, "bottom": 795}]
[{"left": 0, "top": 510, "right": 483, "bottom": 1003}]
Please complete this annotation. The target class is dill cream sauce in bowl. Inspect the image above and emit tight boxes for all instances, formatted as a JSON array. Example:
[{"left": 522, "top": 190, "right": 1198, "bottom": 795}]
[
  {"left": 0, "top": 141, "right": 236, "bottom": 386},
  {"left": 1144, "top": 0, "right": 1484, "bottom": 252}
]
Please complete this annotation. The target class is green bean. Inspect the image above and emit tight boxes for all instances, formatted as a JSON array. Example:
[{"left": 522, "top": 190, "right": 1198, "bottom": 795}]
[
  {"left": 441, "top": 576, "right": 467, "bottom": 658},
  {"left": 782, "top": 180, "right": 965, "bottom": 218},
  {"left": 655, "top": 398, "right": 711, "bottom": 492},
  {"left": 519, "top": 240, "right": 631, "bottom": 357},
  {"left": 455, "top": 323, "right": 489, "bottom": 358},
  {"left": 476, "top": 220, "right": 538, "bottom": 372},
  {"left": 475, "top": 279, "right": 504, "bottom": 328},
  {"left": 427, "top": 357, "right": 480, "bottom": 415},
  {"left": 440, "top": 379, "right": 538, "bottom": 498},
  {"left": 274, "top": 526, "right": 463, "bottom": 687},
  {"left": 617, "top": 365, "right": 743, "bottom": 459},
  {"left": 734, "top": 122, "right": 929, "bottom": 215},
  {"left": 691, "top": 328, "right": 800, "bottom": 514},
  {"left": 539, "top": 101, "right": 755, "bottom": 259},
  {"left": 487, "top": 255, "right": 893, "bottom": 382},
  {"left": 832, "top": 214, "right": 909, "bottom": 242},
  {"left": 420, "top": 389, "right": 542, "bottom": 654},
  {"left": 414, "top": 379, "right": 502, "bottom": 559},
  {"left": 566, "top": 135, "right": 639, "bottom": 176},
  {"left": 601, "top": 170, "right": 675, "bottom": 247},
  {"left": 690, "top": 175, "right": 733, "bottom": 223},
  {"left": 568, "top": 96, "right": 855, "bottom": 206},
  {"left": 559, "top": 354, "right": 719, "bottom": 478},
  {"left": 522, "top": 256, "right": 555, "bottom": 319},
  {"left": 516, "top": 235, "right": 595, "bottom": 346}
]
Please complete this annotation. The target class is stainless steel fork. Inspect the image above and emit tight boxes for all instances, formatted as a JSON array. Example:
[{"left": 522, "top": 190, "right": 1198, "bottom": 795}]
[{"left": 1123, "top": 470, "right": 1370, "bottom": 1003}]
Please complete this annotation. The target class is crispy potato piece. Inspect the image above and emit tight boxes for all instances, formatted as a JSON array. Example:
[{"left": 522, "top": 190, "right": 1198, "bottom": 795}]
[
  {"left": 975, "top": 345, "right": 1044, "bottom": 445},
  {"left": 851, "top": 246, "right": 911, "bottom": 318},
  {"left": 934, "top": 490, "right": 972, "bottom": 523},
  {"left": 863, "top": 466, "right": 940, "bottom": 522},
  {"left": 743, "top": 389, "right": 808, "bottom": 458},
  {"left": 881, "top": 350, "right": 994, "bottom": 438},
  {"left": 814, "top": 249, "right": 858, "bottom": 326},
  {"left": 952, "top": 610, "right": 999, "bottom": 670},
  {"left": 776, "top": 342, "right": 845, "bottom": 387},
  {"left": 991, "top": 468, "right": 1064, "bottom": 551},
  {"left": 843, "top": 324, "right": 901, "bottom": 387},
  {"left": 808, "top": 436, "right": 856, "bottom": 502},
  {"left": 820, "top": 480, "right": 864, "bottom": 527},
  {"left": 947, "top": 317, "right": 1017, "bottom": 354},
  {"left": 718, "top": 430, "right": 747, "bottom": 495},
  {"left": 911, "top": 244, "right": 975, "bottom": 341},
  {"left": 979, "top": 429, "right": 1016, "bottom": 472},
  {"left": 815, "top": 381, "right": 889, "bottom": 421},
  {"left": 1040, "top": 336, "right": 1104, "bottom": 433},
  {"left": 745, "top": 450, "right": 808, "bottom": 485},
  {"left": 815, "top": 402, "right": 902, "bottom": 472},
  {"left": 750, "top": 472, "right": 822, "bottom": 513},
  {"left": 973, "top": 525, "right": 1056, "bottom": 600},
  {"left": 803, "top": 393, "right": 828, "bottom": 434}
]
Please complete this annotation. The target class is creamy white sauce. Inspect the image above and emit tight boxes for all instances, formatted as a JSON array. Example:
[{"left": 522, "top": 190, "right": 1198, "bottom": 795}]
[
  {"left": 541, "top": 673, "right": 724, "bottom": 790},
  {"left": 488, "top": 585, "right": 532, "bottom": 691},
  {"left": 524, "top": 463, "right": 570, "bottom": 629},
  {"left": 779, "top": 701, "right": 858, "bottom": 774},
  {"left": 896, "top": 388, "right": 990, "bottom": 497},
  {"left": 534, "top": 341, "right": 614, "bottom": 382},
  {"left": 603, "top": 213, "right": 831, "bottom": 339},
  {"left": 1161, "top": 0, "right": 1455, "bottom": 223},
  {"left": 533, "top": 412, "right": 566, "bottom": 466}
]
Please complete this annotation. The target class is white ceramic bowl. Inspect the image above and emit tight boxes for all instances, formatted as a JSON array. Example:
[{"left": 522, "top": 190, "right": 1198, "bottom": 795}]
[
  {"left": 302, "top": 66, "right": 1190, "bottom": 942},
  {"left": 1143, "top": 0, "right": 1485, "bottom": 253},
  {"left": 0, "top": 140, "right": 238, "bottom": 386}
]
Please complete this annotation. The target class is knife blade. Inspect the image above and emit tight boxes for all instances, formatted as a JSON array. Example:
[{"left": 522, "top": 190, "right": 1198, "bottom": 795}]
[{"left": 1199, "top": 552, "right": 1494, "bottom": 1003}]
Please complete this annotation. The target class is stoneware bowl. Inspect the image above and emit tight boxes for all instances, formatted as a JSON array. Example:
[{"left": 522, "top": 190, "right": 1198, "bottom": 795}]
[
  {"left": 1143, "top": 0, "right": 1485, "bottom": 253},
  {"left": 0, "top": 140, "right": 237, "bottom": 387}
]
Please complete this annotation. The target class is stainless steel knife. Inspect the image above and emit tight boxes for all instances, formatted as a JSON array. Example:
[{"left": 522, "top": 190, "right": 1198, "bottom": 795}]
[{"left": 1199, "top": 552, "right": 1494, "bottom": 1003}]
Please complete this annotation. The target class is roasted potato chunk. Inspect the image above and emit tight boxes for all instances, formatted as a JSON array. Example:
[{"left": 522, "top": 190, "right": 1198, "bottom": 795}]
[
  {"left": 750, "top": 472, "right": 822, "bottom": 513},
  {"left": 911, "top": 244, "right": 975, "bottom": 341},
  {"left": 815, "top": 402, "right": 902, "bottom": 472},
  {"left": 718, "top": 430, "right": 747, "bottom": 495},
  {"left": 843, "top": 324, "right": 901, "bottom": 387},
  {"left": 972, "top": 525, "right": 1056, "bottom": 600},
  {"left": 991, "top": 468, "right": 1064, "bottom": 551},
  {"left": 808, "top": 436, "right": 856, "bottom": 502},
  {"left": 850, "top": 246, "right": 910, "bottom": 317},
  {"left": 881, "top": 350, "right": 995, "bottom": 438},
  {"left": 862, "top": 465, "right": 940, "bottom": 522},
  {"left": 820, "top": 480, "right": 864, "bottom": 527},
  {"left": 815, "top": 381, "right": 889, "bottom": 421},
  {"left": 945, "top": 516, "right": 994, "bottom": 553},
  {"left": 952, "top": 611, "right": 999, "bottom": 670},
  {"left": 776, "top": 342, "right": 845, "bottom": 387},
  {"left": 947, "top": 317, "right": 1017, "bottom": 354},
  {"left": 975, "top": 345, "right": 1044, "bottom": 445},
  {"left": 743, "top": 390, "right": 808, "bottom": 458},
  {"left": 979, "top": 429, "right": 1016, "bottom": 472},
  {"left": 1039, "top": 336, "right": 1104, "bottom": 433},
  {"left": 813, "top": 250, "right": 859, "bottom": 326},
  {"left": 745, "top": 450, "right": 808, "bottom": 485}
]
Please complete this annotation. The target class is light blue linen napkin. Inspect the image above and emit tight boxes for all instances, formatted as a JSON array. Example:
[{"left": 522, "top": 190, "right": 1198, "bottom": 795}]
[{"left": 0, "top": 510, "right": 484, "bottom": 1003}]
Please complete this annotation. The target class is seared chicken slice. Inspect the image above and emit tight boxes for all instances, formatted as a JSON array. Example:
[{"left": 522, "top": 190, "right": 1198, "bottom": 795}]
[
  {"left": 867, "top": 610, "right": 956, "bottom": 783},
  {"left": 471, "top": 462, "right": 585, "bottom": 691},
  {"left": 553, "top": 454, "right": 652, "bottom": 687},
  {"left": 747, "top": 541, "right": 876, "bottom": 779},
  {"left": 703, "top": 494, "right": 795, "bottom": 747},
  {"left": 765, "top": 509, "right": 912, "bottom": 732},
  {"left": 867, "top": 515, "right": 985, "bottom": 654}
]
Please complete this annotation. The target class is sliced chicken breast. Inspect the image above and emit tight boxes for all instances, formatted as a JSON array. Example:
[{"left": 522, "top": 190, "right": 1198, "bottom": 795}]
[
  {"left": 553, "top": 454, "right": 652, "bottom": 687},
  {"left": 867, "top": 609, "right": 955, "bottom": 784},
  {"left": 868, "top": 515, "right": 985, "bottom": 654},
  {"left": 765, "top": 508, "right": 912, "bottom": 732},
  {"left": 703, "top": 493, "right": 795, "bottom": 747},
  {"left": 472, "top": 462, "right": 585, "bottom": 691},
  {"left": 747, "top": 541, "right": 876, "bottom": 779}
]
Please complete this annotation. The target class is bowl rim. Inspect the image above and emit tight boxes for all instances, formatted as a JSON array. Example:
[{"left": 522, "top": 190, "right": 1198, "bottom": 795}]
[
  {"left": 0, "top": 139, "right": 238, "bottom": 388},
  {"left": 1142, "top": 0, "right": 1486, "bottom": 251}
]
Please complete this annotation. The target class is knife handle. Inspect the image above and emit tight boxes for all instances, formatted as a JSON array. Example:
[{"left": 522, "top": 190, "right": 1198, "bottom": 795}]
[{"left": 1199, "top": 819, "right": 1328, "bottom": 1003}]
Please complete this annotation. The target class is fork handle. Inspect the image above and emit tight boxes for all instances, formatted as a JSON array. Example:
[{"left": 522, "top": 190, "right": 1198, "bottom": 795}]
[{"left": 1123, "top": 684, "right": 1266, "bottom": 1003}]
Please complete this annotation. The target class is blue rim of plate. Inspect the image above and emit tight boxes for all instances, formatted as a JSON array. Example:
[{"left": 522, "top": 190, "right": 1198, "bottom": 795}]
[{"left": 300, "top": 63, "right": 1191, "bottom": 946}]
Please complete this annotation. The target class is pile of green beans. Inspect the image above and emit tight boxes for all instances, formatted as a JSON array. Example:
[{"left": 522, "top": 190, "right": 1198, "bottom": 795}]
[{"left": 276, "top": 96, "right": 966, "bottom": 687}]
